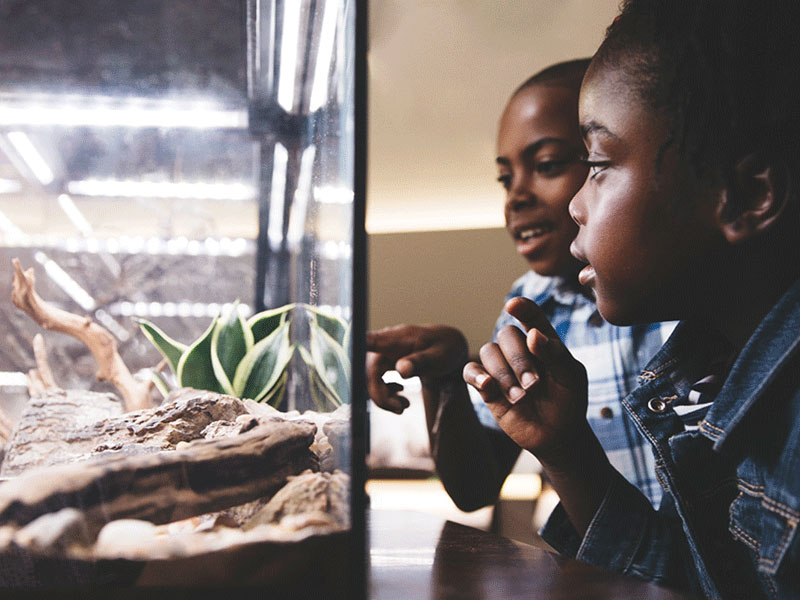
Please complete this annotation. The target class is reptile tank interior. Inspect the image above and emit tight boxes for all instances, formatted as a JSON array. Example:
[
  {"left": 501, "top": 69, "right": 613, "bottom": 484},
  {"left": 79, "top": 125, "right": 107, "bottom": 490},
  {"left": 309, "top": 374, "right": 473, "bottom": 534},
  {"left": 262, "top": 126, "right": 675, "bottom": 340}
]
[{"left": 0, "top": 0, "right": 367, "bottom": 595}]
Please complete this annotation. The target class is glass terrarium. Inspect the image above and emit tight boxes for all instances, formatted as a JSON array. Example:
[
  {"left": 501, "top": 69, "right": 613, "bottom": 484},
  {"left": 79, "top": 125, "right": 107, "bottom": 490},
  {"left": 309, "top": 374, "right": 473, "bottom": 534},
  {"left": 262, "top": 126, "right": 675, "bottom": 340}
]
[{"left": 0, "top": 0, "right": 365, "bottom": 595}]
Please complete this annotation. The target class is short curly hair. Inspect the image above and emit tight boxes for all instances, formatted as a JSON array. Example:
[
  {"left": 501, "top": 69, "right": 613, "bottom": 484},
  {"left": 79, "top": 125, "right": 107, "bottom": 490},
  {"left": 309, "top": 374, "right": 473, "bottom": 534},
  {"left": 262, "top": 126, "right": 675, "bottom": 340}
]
[
  {"left": 591, "top": 0, "right": 800, "bottom": 218},
  {"left": 513, "top": 58, "right": 591, "bottom": 97}
]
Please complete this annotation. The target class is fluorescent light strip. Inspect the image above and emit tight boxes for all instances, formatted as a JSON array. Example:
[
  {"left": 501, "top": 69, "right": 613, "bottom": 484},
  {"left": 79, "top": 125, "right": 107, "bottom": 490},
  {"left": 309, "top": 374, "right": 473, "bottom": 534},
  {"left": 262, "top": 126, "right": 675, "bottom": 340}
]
[
  {"left": 0, "top": 179, "right": 21, "bottom": 194},
  {"left": 0, "top": 371, "right": 28, "bottom": 386},
  {"left": 0, "top": 208, "right": 26, "bottom": 240},
  {"left": 287, "top": 144, "right": 316, "bottom": 249},
  {"left": 268, "top": 143, "right": 289, "bottom": 250},
  {"left": 7, "top": 132, "right": 54, "bottom": 185},
  {"left": 0, "top": 371, "right": 28, "bottom": 387},
  {"left": 66, "top": 179, "right": 256, "bottom": 201},
  {"left": 308, "top": 0, "right": 340, "bottom": 112},
  {"left": 57, "top": 194, "right": 93, "bottom": 235},
  {"left": 277, "top": 0, "right": 302, "bottom": 112},
  {"left": 34, "top": 251, "right": 96, "bottom": 311},
  {"left": 318, "top": 240, "right": 352, "bottom": 260},
  {"left": 110, "top": 300, "right": 252, "bottom": 319},
  {"left": 314, "top": 303, "right": 350, "bottom": 321},
  {"left": 6, "top": 235, "right": 254, "bottom": 256},
  {"left": 0, "top": 103, "right": 247, "bottom": 129},
  {"left": 94, "top": 308, "right": 130, "bottom": 342},
  {"left": 56, "top": 195, "right": 121, "bottom": 277},
  {"left": 314, "top": 185, "right": 352, "bottom": 205}
]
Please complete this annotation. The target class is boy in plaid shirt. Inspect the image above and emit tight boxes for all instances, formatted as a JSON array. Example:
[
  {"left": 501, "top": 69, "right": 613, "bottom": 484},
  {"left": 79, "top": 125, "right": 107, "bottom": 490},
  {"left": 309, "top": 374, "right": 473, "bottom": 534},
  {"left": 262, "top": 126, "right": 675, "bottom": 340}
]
[{"left": 367, "top": 60, "right": 669, "bottom": 511}]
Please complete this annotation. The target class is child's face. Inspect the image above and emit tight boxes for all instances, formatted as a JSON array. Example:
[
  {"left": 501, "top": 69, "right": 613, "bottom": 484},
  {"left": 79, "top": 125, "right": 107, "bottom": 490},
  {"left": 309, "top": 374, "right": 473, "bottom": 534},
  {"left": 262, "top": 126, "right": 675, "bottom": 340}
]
[
  {"left": 496, "top": 84, "right": 588, "bottom": 277},
  {"left": 569, "top": 66, "right": 725, "bottom": 325}
]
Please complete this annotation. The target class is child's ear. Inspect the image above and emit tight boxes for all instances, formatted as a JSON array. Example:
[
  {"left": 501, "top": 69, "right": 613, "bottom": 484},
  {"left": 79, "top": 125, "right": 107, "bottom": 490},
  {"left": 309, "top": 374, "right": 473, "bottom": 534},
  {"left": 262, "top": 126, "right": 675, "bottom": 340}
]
[{"left": 717, "top": 153, "right": 791, "bottom": 244}]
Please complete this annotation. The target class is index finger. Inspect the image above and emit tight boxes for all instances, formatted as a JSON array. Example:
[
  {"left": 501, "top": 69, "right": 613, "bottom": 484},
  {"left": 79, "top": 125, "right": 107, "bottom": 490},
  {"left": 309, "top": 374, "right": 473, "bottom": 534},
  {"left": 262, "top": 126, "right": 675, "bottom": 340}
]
[
  {"left": 504, "top": 297, "right": 560, "bottom": 341},
  {"left": 366, "top": 326, "right": 415, "bottom": 356}
]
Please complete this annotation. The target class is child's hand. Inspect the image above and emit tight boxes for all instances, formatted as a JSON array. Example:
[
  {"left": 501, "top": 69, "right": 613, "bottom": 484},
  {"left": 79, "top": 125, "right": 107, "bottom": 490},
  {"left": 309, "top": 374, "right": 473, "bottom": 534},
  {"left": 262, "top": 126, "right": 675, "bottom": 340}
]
[
  {"left": 463, "top": 297, "right": 588, "bottom": 462},
  {"left": 367, "top": 325, "right": 468, "bottom": 414}
]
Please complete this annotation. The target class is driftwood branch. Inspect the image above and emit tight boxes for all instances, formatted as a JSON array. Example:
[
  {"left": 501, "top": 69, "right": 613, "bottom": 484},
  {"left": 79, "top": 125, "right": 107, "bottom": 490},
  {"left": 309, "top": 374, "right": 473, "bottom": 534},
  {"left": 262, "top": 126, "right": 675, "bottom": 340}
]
[
  {"left": 26, "top": 333, "right": 60, "bottom": 397},
  {"left": 11, "top": 258, "right": 153, "bottom": 412},
  {"left": 0, "top": 405, "right": 14, "bottom": 442}
]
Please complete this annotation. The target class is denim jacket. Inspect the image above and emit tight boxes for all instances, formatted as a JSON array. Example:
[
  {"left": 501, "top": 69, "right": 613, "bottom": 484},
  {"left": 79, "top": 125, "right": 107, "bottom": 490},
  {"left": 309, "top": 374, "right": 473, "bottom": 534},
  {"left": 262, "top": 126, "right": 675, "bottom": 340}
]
[{"left": 541, "top": 278, "right": 800, "bottom": 599}]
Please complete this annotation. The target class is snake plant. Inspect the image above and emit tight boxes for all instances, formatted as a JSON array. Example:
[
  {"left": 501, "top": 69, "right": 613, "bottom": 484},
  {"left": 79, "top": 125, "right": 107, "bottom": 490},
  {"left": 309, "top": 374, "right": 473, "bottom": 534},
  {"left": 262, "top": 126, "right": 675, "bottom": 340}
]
[{"left": 136, "top": 302, "right": 350, "bottom": 410}]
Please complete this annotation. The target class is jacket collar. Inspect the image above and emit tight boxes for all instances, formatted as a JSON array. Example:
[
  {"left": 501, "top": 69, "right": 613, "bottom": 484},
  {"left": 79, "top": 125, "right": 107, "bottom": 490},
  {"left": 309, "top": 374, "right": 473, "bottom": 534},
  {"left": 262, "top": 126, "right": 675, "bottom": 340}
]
[{"left": 700, "top": 278, "right": 800, "bottom": 453}]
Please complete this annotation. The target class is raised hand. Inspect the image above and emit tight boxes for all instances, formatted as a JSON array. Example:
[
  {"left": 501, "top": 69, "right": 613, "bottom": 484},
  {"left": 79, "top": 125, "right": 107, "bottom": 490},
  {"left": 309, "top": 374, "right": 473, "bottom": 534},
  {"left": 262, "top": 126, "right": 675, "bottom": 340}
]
[
  {"left": 463, "top": 297, "right": 588, "bottom": 461},
  {"left": 366, "top": 325, "right": 468, "bottom": 414}
]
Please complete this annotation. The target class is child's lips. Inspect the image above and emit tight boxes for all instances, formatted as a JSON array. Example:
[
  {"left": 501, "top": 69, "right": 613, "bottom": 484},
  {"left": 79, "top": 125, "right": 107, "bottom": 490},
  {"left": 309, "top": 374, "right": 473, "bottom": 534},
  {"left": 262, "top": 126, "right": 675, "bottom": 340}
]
[
  {"left": 578, "top": 264, "right": 596, "bottom": 287},
  {"left": 570, "top": 241, "right": 595, "bottom": 286},
  {"left": 512, "top": 221, "right": 555, "bottom": 255}
]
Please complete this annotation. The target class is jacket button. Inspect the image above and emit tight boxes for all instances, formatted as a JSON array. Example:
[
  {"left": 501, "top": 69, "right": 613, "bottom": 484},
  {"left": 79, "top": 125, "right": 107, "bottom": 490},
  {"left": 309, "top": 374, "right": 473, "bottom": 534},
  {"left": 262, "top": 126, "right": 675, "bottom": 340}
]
[
  {"left": 647, "top": 397, "right": 668, "bottom": 414},
  {"left": 600, "top": 406, "right": 613, "bottom": 419}
]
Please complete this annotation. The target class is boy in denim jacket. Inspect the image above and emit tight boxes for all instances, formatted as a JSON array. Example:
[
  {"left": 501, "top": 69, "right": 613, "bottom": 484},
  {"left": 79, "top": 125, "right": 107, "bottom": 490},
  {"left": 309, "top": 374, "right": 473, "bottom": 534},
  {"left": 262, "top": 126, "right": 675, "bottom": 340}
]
[{"left": 464, "top": 1, "right": 800, "bottom": 598}]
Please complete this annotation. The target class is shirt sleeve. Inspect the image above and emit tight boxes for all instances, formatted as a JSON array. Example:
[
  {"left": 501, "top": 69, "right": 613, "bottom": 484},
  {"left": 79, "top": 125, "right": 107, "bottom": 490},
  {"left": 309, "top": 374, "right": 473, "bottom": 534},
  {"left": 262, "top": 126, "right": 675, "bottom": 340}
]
[
  {"left": 540, "top": 470, "right": 694, "bottom": 588},
  {"left": 492, "top": 293, "right": 521, "bottom": 341}
]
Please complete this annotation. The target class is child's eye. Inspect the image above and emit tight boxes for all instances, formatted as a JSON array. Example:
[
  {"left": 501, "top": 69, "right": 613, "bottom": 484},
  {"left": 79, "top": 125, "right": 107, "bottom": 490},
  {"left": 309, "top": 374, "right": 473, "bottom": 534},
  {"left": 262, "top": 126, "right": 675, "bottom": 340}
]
[
  {"left": 496, "top": 174, "right": 512, "bottom": 190},
  {"left": 580, "top": 159, "right": 611, "bottom": 180},
  {"left": 535, "top": 160, "right": 570, "bottom": 176}
]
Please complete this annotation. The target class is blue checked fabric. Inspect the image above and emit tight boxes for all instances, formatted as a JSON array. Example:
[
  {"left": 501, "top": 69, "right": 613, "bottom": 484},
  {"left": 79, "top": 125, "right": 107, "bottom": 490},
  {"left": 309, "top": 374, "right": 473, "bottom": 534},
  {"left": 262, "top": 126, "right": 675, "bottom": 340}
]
[{"left": 472, "top": 270, "right": 674, "bottom": 507}]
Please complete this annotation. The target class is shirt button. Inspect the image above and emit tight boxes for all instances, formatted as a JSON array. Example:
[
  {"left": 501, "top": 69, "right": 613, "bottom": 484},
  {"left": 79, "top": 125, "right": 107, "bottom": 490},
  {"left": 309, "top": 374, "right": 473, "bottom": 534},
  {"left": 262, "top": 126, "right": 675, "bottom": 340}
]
[
  {"left": 600, "top": 406, "right": 613, "bottom": 419},
  {"left": 647, "top": 397, "right": 668, "bottom": 414}
]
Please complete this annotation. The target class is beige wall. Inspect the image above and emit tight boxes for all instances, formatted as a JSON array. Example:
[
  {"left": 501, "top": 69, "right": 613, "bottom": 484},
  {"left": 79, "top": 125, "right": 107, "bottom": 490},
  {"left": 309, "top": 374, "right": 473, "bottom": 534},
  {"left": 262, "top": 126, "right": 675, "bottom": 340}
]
[
  {"left": 367, "top": 227, "right": 526, "bottom": 355},
  {"left": 367, "top": 0, "right": 621, "bottom": 234},
  {"left": 365, "top": 1, "right": 623, "bottom": 356}
]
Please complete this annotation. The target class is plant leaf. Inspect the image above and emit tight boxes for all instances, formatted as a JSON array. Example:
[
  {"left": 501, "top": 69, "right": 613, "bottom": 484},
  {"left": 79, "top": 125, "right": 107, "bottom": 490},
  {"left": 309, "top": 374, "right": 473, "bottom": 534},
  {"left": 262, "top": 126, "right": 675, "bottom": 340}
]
[
  {"left": 295, "top": 341, "right": 338, "bottom": 409},
  {"left": 342, "top": 323, "right": 352, "bottom": 356},
  {"left": 233, "top": 321, "right": 294, "bottom": 402},
  {"left": 248, "top": 304, "right": 295, "bottom": 343},
  {"left": 297, "top": 346, "right": 330, "bottom": 411},
  {"left": 309, "top": 321, "right": 351, "bottom": 405},
  {"left": 147, "top": 368, "right": 171, "bottom": 400},
  {"left": 135, "top": 318, "right": 187, "bottom": 375},
  {"left": 211, "top": 302, "right": 253, "bottom": 395},
  {"left": 260, "top": 370, "right": 288, "bottom": 408},
  {"left": 304, "top": 304, "right": 349, "bottom": 347},
  {"left": 176, "top": 315, "right": 224, "bottom": 393}
]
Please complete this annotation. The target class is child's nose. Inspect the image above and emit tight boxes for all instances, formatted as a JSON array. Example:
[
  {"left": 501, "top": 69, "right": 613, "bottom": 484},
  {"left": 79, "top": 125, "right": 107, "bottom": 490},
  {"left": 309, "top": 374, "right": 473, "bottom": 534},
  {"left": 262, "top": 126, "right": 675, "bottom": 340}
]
[
  {"left": 568, "top": 188, "right": 586, "bottom": 226},
  {"left": 506, "top": 177, "right": 537, "bottom": 211},
  {"left": 506, "top": 193, "right": 537, "bottom": 213}
]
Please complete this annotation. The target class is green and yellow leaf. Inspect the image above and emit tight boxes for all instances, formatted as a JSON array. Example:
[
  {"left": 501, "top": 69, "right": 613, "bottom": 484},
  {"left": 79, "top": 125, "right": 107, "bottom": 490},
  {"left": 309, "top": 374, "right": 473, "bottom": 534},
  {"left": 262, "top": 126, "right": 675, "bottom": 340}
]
[
  {"left": 147, "top": 368, "right": 171, "bottom": 400},
  {"left": 233, "top": 321, "right": 294, "bottom": 402},
  {"left": 211, "top": 302, "right": 253, "bottom": 395},
  {"left": 248, "top": 304, "right": 295, "bottom": 343},
  {"left": 176, "top": 315, "right": 223, "bottom": 393},
  {"left": 309, "top": 321, "right": 351, "bottom": 405},
  {"left": 260, "top": 370, "right": 289, "bottom": 408},
  {"left": 135, "top": 318, "right": 187, "bottom": 375},
  {"left": 297, "top": 344, "right": 343, "bottom": 410},
  {"left": 304, "top": 304, "right": 349, "bottom": 347}
]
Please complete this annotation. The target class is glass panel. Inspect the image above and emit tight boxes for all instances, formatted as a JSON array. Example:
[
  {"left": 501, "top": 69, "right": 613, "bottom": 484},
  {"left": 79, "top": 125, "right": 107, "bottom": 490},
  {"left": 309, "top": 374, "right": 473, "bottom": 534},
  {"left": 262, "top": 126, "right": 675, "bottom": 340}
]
[{"left": 0, "top": 0, "right": 360, "bottom": 594}]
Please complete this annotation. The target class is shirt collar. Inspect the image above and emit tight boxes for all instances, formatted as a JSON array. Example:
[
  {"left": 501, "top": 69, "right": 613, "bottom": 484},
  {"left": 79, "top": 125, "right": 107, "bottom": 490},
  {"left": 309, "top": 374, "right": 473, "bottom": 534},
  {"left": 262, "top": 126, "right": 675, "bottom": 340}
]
[{"left": 523, "top": 271, "right": 593, "bottom": 308}]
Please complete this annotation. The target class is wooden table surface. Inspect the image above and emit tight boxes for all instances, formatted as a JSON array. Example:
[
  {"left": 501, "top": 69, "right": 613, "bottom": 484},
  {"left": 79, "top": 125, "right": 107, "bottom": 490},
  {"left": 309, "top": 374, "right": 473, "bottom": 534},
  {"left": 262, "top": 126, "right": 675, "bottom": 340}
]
[{"left": 368, "top": 509, "right": 695, "bottom": 600}]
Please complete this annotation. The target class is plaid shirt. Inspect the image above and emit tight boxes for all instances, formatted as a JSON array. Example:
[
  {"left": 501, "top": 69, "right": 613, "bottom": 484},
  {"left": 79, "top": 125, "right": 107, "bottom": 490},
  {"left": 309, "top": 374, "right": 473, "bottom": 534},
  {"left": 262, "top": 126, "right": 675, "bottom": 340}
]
[{"left": 472, "top": 270, "right": 674, "bottom": 507}]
